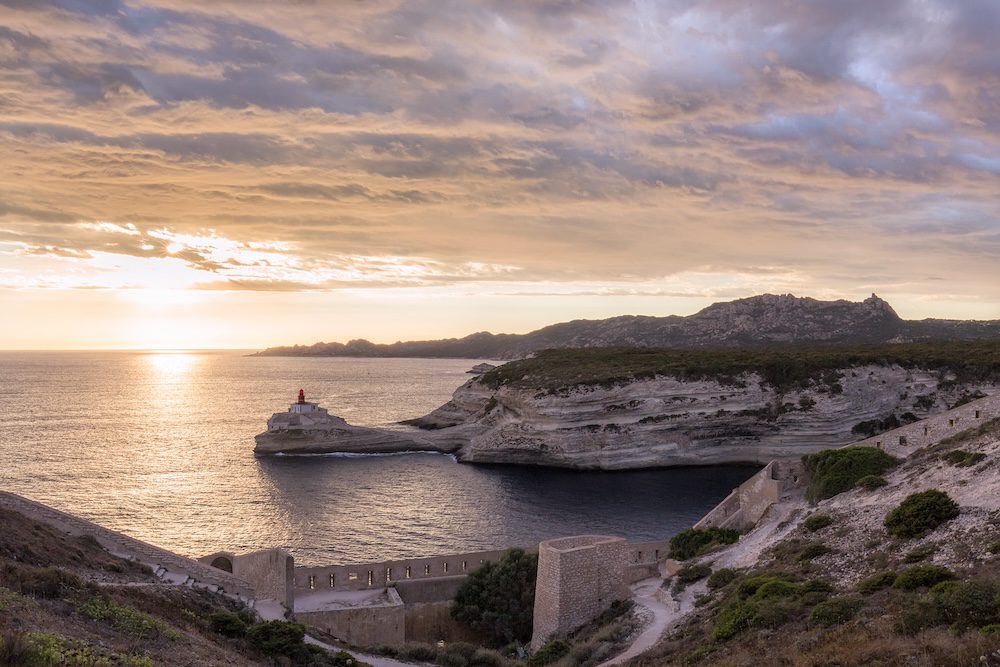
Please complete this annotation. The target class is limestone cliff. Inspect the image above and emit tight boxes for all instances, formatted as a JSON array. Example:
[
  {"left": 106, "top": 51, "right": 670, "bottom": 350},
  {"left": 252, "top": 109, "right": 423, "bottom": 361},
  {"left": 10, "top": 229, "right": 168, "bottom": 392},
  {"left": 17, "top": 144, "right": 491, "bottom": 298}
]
[
  {"left": 256, "top": 343, "right": 1000, "bottom": 468},
  {"left": 402, "top": 364, "right": 997, "bottom": 469}
]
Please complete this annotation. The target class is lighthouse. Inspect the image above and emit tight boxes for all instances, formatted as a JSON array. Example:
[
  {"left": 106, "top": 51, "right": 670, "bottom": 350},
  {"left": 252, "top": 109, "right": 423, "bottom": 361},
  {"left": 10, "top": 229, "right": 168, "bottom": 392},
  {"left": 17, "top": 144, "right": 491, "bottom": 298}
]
[{"left": 289, "top": 388, "right": 319, "bottom": 414}]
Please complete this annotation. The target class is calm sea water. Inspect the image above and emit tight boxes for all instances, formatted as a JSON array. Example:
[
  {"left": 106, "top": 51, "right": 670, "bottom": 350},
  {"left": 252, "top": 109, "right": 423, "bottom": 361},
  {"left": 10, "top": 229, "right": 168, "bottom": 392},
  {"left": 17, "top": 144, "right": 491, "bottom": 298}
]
[{"left": 0, "top": 351, "right": 756, "bottom": 565}]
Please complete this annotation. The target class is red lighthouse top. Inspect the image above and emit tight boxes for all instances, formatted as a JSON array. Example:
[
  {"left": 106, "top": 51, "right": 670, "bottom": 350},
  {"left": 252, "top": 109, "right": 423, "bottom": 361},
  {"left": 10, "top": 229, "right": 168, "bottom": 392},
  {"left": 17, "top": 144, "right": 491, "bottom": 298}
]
[{"left": 298, "top": 389, "right": 305, "bottom": 404}]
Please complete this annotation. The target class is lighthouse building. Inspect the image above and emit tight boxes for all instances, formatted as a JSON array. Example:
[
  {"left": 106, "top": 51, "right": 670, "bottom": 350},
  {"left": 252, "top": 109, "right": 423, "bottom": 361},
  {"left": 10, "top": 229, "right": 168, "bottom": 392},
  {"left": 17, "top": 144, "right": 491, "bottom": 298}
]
[{"left": 266, "top": 389, "right": 332, "bottom": 433}]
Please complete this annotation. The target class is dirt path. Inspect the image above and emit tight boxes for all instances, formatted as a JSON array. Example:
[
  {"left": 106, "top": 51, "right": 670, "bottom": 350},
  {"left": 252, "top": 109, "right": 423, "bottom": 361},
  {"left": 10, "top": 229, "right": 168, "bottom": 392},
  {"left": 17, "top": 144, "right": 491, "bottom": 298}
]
[{"left": 599, "top": 577, "right": 676, "bottom": 666}]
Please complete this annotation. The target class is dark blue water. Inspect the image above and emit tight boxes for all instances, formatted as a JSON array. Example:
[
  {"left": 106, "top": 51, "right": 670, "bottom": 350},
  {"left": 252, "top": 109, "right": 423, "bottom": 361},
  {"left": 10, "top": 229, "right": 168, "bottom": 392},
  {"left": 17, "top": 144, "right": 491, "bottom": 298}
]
[{"left": 0, "top": 351, "right": 756, "bottom": 565}]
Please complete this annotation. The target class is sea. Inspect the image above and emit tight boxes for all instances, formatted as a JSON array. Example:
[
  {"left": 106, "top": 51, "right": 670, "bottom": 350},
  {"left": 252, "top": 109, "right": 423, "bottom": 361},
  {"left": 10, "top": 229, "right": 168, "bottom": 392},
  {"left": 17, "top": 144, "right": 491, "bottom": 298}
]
[{"left": 0, "top": 350, "right": 757, "bottom": 566}]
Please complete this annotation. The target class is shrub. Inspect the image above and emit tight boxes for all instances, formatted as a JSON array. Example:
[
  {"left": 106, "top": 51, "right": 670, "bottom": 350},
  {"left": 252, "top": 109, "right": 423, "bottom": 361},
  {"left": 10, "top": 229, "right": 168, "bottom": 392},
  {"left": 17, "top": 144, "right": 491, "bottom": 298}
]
[
  {"left": 942, "top": 450, "right": 987, "bottom": 467},
  {"left": 809, "top": 596, "right": 864, "bottom": 626},
  {"left": 856, "top": 475, "right": 888, "bottom": 491},
  {"left": 452, "top": 548, "right": 537, "bottom": 646},
  {"left": 469, "top": 649, "right": 505, "bottom": 667},
  {"left": 712, "top": 601, "right": 757, "bottom": 640},
  {"left": 798, "top": 543, "right": 832, "bottom": 561},
  {"left": 858, "top": 571, "right": 897, "bottom": 594},
  {"left": 79, "top": 596, "right": 167, "bottom": 640},
  {"left": 398, "top": 644, "right": 439, "bottom": 662},
  {"left": 528, "top": 639, "right": 570, "bottom": 666},
  {"left": 982, "top": 624, "right": 1000, "bottom": 636},
  {"left": 892, "top": 565, "right": 956, "bottom": 590},
  {"left": 990, "top": 540, "right": 1000, "bottom": 555},
  {"left": 675, "top": 564, "right": 711, "bottom": 584},
  {"left": 928, "top": 580, "right": 1000, "bottom": 631},
  {"left": 803, "top": 514, "right": 833, "bottom": 532},
  {"left": 903, "top": 544, "right": 937, "bottom": 563},
  {"left": 884, "top": 490, "right": 960, "bottom": 538},
  {"left": 803, "top": 447, "right": 899, "bottom": 501},
  {"left": 208, "top": 611, "right": 248, "bottom": 638},
  {"left": 0, "top": 563, "right": 85, "bottom": 599},
  {"left": 707, "top": 568, "right": 739, "bottom": 590},
  {"left": 246, "top": 620, "right": 306, "bottom": 656},
  {"left": 668, "top": 527, "right": 740, "bottom": 560}
]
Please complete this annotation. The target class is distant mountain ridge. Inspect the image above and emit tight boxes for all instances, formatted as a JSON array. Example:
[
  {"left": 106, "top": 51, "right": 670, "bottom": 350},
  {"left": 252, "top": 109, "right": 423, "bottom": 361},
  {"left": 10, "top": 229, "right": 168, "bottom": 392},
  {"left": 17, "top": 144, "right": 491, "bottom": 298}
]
[{"left": 254, "top": 293, "right": 1000, "bottom": 359}]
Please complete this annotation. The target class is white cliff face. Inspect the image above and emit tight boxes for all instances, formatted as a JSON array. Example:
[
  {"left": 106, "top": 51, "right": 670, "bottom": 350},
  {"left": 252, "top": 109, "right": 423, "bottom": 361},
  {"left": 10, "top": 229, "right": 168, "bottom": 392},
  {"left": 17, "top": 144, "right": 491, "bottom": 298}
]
[
  {"left": 254, "top": 364, "right": 996, "bottom": 468},
  {"left": 404, "top": 365, "right": 997, "bottom": 469}
]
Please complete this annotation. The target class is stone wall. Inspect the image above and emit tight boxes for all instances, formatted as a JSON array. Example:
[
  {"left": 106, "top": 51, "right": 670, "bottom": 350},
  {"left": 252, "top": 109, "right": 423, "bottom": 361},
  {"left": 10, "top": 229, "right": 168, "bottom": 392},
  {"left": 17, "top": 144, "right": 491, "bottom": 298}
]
[
  {"left": 235, "top": 549, "right": 294, "bottom": 609},
  {"left": 0, "top": 492, "right": 255, "bottom": 600},
  {"left": 854, "top": 393, "right": 1000, "bottom": 457},
  {"left": 297, "top": 588, "right": 406, "bottom": 648},
  {"left": 530, "top": 535, "right": 629, "bottom": 650},
  {"left": 294, "top": 548, "right": 513, "bottom": 593},
  {"left": 694, "top": 460, "right": 804, "bottom": 531}
]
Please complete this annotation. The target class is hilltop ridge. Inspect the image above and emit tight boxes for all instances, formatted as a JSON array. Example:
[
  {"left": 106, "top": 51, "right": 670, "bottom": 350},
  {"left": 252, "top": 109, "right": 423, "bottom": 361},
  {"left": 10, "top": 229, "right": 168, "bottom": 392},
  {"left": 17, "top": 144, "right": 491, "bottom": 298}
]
[{"left": 254, "top": 294, "right": 999, "bottom": 359}]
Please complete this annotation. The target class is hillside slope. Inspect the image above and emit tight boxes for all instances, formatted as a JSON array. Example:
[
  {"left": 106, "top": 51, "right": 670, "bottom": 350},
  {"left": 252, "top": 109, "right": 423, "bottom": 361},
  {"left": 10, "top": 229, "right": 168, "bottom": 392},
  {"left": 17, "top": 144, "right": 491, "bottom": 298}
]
[
  {"left": 254, "top": 294, "right": 1000, "bottom": 359},
  {"left": 634, "top": 418, "right": 1000, "bottom": 666}
]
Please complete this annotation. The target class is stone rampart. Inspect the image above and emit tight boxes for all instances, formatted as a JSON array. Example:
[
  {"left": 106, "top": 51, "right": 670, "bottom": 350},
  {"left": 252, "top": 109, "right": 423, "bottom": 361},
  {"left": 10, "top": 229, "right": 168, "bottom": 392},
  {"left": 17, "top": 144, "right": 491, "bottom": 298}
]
[
  {"left": 201, "top": 548, "right": 295, "bottom": 609},
  {"left": 694, "top": 460, "right": 804, "bottom": 531},
  {"left": 294, "top": 547, "right": 513, "bottom": 593},
  {"left": 854, "top": 393, "right": 1000, "bottom": 457},
  {"left": 297, "top": 587, "right": 406, "bottom": 648},
  {"left": 0, "top": 492, "right": 255, "bottom": 600},
  {"left": 530, "top": 535, "right": 629, "bottom": 650}
]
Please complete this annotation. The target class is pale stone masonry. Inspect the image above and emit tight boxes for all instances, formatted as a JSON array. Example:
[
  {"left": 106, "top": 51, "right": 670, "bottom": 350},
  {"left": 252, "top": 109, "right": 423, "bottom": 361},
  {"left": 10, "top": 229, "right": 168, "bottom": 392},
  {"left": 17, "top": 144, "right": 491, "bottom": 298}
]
[{"left": 530, "top": 535, "right": 630, "bottom": 650}]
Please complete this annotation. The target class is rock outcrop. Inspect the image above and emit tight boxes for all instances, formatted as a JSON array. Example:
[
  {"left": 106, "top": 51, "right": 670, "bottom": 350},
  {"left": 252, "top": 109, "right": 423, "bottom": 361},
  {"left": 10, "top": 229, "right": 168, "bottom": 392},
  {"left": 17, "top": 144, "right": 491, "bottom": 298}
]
[
  {"left": 253, "top": 293, "right": 1000, "bottom": 359},
  {"left": 256, "top": 357, "right": 999, "bottom": 468}
]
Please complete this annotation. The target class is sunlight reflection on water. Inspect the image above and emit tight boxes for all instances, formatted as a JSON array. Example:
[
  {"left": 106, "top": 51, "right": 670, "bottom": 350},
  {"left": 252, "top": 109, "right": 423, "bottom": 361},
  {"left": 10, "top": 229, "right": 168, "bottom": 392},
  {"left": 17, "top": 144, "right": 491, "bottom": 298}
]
[{"left": 0, "top": 351, "right": 757, "bottom": 565}]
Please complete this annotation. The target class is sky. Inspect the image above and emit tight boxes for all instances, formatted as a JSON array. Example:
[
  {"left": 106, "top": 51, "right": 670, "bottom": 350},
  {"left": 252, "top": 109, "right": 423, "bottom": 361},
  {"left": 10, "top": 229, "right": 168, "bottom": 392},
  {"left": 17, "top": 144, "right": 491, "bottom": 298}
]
[{"left": 1, "top": 0, "right": 999, "bottom": 349}]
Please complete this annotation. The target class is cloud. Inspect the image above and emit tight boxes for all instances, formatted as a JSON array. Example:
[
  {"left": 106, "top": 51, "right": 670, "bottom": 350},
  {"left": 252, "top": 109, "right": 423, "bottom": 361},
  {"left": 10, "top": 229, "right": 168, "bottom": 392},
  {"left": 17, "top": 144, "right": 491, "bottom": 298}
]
[{"left": 0, "top": 0, "right": 997, "bottom": 310}]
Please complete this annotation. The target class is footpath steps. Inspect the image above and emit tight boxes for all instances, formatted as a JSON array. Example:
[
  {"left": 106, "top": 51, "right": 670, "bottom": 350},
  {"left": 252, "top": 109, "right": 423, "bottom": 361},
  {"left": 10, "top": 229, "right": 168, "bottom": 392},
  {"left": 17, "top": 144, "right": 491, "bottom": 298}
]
[{"left": 0, "top": 491, "right": 255, "bottom": 600}]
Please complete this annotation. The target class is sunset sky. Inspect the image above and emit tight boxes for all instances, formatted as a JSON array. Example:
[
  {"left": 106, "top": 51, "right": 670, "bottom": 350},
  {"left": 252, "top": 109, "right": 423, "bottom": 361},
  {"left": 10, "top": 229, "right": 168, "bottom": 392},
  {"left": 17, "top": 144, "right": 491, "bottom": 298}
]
[{"left": 2, "top": 0, "right": 999, "bottom": 349}]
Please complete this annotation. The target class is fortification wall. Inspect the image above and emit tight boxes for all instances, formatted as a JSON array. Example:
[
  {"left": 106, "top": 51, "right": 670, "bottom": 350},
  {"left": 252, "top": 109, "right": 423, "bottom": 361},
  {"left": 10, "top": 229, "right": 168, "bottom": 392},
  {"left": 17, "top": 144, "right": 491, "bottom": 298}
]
[
  {"left": 694, "top": 460, "right": 803, "bottom": 531},
  {"left": 530, "top": 535, "right": 629, "bottom": 650},
  {"left": 0, "top": 492, "right": 255, "bottom": 600},
  {"left": 854, "top": 393, "right": 1000, "bottom": 457},
  {"left": 404, "top": 601, "right": 486, "bottom": 644},
  {"left": 297, "top": 588, "right": 406, "bottom": 648},
  {"left": 294, "top": 548, "right": 513, "bottom": 593},
  {"left": 234, "top": 549, "right": 294, "bottom": 609}
]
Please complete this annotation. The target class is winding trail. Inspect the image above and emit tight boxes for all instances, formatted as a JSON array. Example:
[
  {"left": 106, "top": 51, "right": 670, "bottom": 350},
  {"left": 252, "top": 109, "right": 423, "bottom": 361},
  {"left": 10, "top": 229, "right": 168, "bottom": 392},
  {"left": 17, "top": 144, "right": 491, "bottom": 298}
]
[{"left": 599, "top": 577, "right": 677, "bottom": 667}]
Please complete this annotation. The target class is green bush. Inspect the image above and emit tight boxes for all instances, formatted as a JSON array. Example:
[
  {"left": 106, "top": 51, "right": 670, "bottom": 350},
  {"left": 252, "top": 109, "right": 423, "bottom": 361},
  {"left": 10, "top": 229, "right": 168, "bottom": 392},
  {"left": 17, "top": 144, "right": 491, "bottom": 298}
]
[
  {"left": 0, "top": 563, "right": 85, "bottom": 599},
  {"left": 528, "top": 639, "right": 570, "bottom": 666},
  {"left": 803, "top": 447, "right": 899, "bottom": 501},
  {"left": 469, "top": 648, "right": 505, "bottom": 667},
  {"left": 982, "top": 624, "right": 1000, "bottom": 636},
  {"left": 858, "top": 571, "right": 897, "bottom": 594},
  {"left": 246, "top": 620, "right": 306, "bottom": 656},
  {"left": 452, "top": 548, "right": 537, "bottom": 646},
  {"left": 675, "top": 564, "right": 712, "bottom": 584},
  {"left": 892, "top": 565, "right": 956, "bottom": 590},
  {"left": 707, "top": 568, "right": 739, "bottom": 590},
  {"left": 928, "top": 580, "right": 1000, "bottom": 631},
  {"left": 208, "top": 611, "right": 248, "bottom": 638},
  {"left": 884, "top": 490, "right": 960, "bottom": 538},
  {"left": 903, "top": 544, "right": 937, "bottom": 563},
  {"left": 809, "top": 596, "right": 864, "bottom": 626},
  {"left": 990, "top": 540, "right": 1000, "bottom": 555},
  {"left": 803, "top": 514, "right": 834, "bottom": 532},
  {"left": 668, "top": 527, "right": 740, "bottom": 560},
  {"left": 712, "top": 601, "right": 757, "bottom": 640},
  {"left": 856, "top": 475, "right": 888, "bottom": 491},
  {"left": 942, "top": 450, "right": 987, "bottom": 467},
  {"left": 397, "top": 644, "right": 439, "bottom": 662},
  {"left": 79, "top": 596, "right": 168, "bottom": 640},
  {"left": 797, "top": 542, "right": 832, "bottom": 561}
]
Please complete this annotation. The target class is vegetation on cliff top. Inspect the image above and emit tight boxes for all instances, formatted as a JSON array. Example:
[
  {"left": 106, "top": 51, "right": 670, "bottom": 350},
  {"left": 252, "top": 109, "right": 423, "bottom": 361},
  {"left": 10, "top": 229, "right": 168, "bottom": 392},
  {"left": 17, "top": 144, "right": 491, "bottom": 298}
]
[
  {"left": 477, "top": 341, "right": 1000, "bottom": 392},
  {"left": 803, "top": 447, "right": 900, "bottom": 501}
]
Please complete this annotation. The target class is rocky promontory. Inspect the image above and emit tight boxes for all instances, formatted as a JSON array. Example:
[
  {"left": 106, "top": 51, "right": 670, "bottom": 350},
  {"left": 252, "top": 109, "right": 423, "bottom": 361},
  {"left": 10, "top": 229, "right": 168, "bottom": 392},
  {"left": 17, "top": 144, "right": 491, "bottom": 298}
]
[{"left": 254, "top": 343, "right": 1000, "bottom": 469}]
